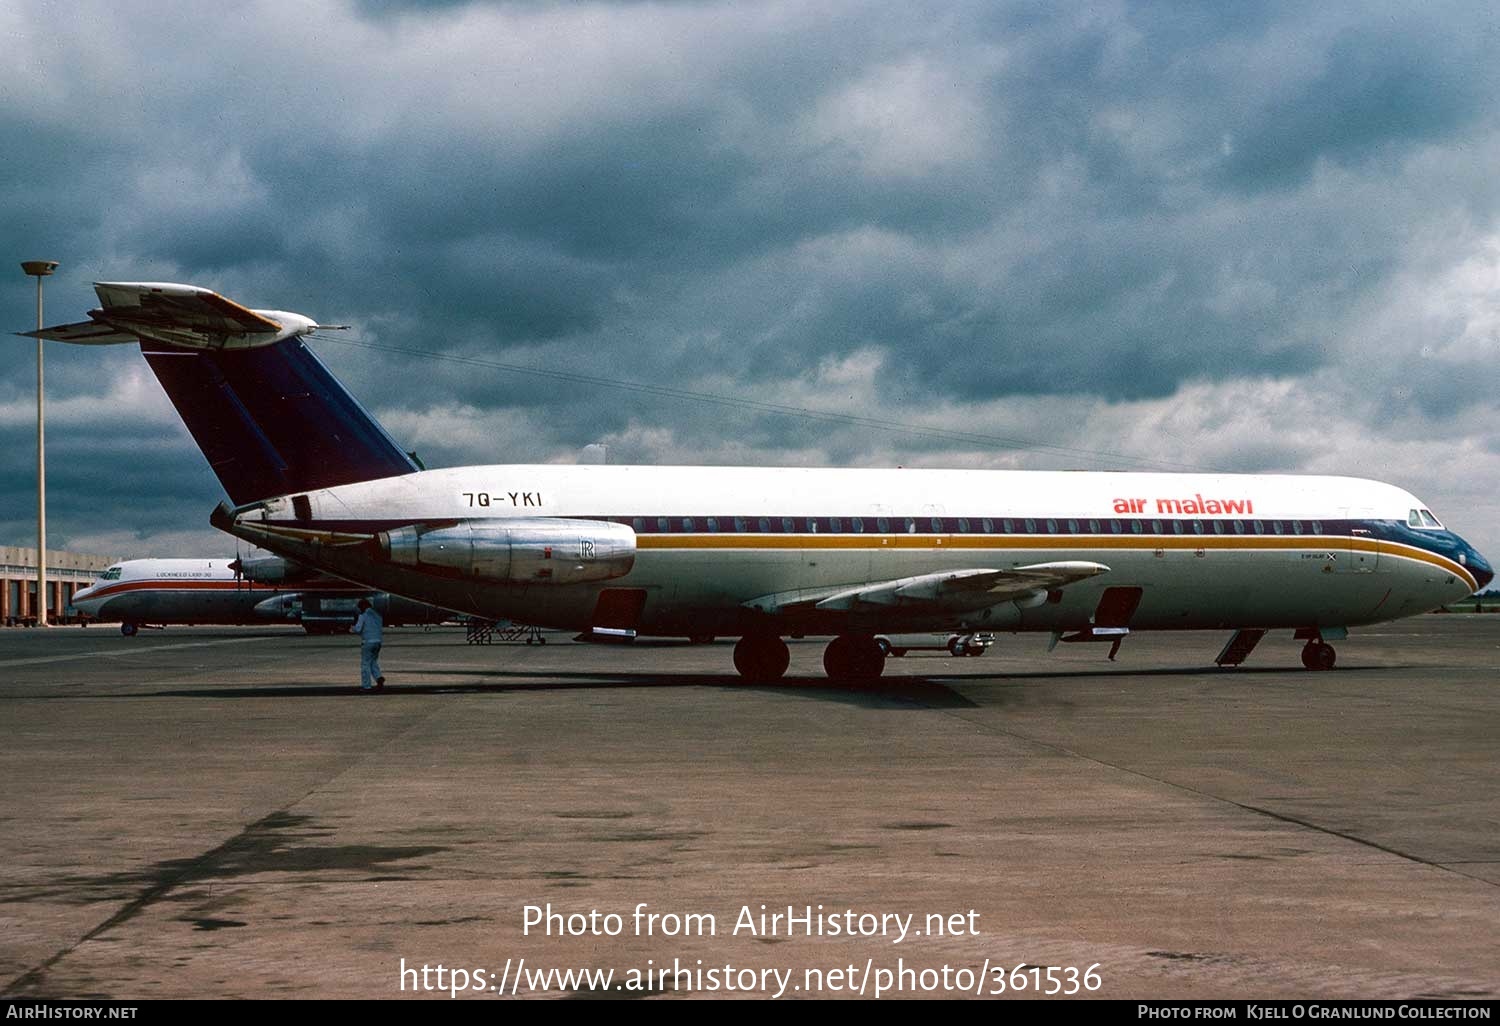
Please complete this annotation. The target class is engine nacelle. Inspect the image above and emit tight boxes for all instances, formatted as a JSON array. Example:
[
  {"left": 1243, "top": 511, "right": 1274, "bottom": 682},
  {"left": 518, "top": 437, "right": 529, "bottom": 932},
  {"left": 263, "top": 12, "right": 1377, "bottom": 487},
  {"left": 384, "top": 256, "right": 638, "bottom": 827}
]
[
  {"left": 234, "top": 554, "right": 302, "bottom": 584},
  {"left": 377, "top": 518, "right": 636, "bottom": 585}
]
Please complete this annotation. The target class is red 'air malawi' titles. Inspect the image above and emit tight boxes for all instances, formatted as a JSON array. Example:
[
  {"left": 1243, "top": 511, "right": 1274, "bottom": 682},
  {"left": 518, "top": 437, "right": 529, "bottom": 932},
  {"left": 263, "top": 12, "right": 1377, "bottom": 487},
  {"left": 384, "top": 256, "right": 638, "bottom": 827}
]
[{"left": 1111, "top": 496, "right": 1256, "bottom": 515}]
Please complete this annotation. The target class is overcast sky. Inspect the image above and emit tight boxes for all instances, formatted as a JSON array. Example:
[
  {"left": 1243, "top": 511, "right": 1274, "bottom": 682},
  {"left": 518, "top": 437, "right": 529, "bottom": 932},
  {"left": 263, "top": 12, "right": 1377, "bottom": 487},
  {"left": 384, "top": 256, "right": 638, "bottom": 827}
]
[{"left": 2, "top": 0, "right": 1497, "bottom": 568}]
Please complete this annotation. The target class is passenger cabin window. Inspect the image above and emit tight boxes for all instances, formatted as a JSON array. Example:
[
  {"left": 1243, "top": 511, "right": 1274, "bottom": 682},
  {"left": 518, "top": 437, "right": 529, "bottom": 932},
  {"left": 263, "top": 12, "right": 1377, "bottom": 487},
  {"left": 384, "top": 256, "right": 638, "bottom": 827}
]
[
  {"left": 958, "top": 518, "right": 970, "bottom": 533},
  {"left": 632, "top": 517, "right": 645, "bottom": 532},
  {"left": 656, "top": 517, "right": 669, "bottom": 533},
  {"left": 682, "top": 517, "right": 695, "bottom": 532},
  {"left": 830, "top": 517, "right": 843, "bottom": 533},
  {"left": 782, "top": 517, "right": 796, "bottom": 533},
  {"left": 851, "top": 517, "right": 864, "bottom": 533},
  {"left": 706, "top": 517, "right": 718, "bottom": 533},
  {"left": 876, "top": 518, "right": 890, "bottom": 533}
]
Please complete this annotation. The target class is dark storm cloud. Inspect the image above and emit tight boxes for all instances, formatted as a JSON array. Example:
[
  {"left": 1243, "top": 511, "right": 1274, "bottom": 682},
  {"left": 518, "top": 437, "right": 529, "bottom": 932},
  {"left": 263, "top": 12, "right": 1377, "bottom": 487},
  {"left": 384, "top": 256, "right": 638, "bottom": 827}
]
[
  {"left": 355, "top": 0, "right": 475, "bottom": 14},
  {"left": 1, "top": 0, "right": 1498, "bottom": 556},
  {"left": 1218, "top": 20, "right": 1491, "bottom": 191}
]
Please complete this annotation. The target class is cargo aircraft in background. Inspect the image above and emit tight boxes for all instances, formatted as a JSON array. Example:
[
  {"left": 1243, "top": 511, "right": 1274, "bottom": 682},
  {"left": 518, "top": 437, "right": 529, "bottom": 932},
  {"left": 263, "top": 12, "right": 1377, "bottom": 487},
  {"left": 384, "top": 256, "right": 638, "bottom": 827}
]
[
  {"left": 70, "top": 554, "right": 454, "bottom": 635},
  {"left": 28, "top": 282, "right": 1492, "bottom": 680}
]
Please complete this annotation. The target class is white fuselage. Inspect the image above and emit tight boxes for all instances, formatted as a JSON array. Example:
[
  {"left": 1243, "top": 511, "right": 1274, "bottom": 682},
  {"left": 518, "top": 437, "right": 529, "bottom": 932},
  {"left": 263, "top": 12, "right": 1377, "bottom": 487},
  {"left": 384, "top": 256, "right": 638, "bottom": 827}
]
[
  {"left": 70, "top": 558, "right": 446, "bottom": 628},
  {"left": 71, "top": 559, "right": 284, "bottom": 624},
  {"left": 223, "top": 466, "right": 1490, "bottom": 637}
]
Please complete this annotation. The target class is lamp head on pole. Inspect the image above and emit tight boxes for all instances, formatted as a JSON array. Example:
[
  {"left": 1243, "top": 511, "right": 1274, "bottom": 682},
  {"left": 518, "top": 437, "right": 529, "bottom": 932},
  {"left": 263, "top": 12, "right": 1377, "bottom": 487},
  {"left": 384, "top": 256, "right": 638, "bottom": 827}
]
[{"left": 21, "top": 260, "right": 59, "bottom": 278}]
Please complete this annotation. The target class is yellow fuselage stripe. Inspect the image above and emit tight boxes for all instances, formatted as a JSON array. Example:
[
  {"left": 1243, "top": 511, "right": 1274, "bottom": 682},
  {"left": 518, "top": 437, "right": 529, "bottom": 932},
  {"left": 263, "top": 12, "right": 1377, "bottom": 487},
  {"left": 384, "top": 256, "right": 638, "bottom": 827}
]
[{"left": 633, "top": 534, "right": 1476, "bottom": 591}]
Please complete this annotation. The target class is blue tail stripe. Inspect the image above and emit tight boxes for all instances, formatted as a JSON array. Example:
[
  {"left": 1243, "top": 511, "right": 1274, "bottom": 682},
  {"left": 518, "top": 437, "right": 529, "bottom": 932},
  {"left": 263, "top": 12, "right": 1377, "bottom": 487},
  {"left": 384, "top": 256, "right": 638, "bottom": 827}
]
[{"left": 143, "top": 339, "right": 417, "bottom": 504}]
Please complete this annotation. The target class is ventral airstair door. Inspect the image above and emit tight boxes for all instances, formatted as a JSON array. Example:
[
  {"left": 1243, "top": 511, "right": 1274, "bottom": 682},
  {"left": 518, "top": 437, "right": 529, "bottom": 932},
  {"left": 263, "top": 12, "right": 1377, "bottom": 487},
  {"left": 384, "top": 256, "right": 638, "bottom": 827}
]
[{"left": 1093, "top": 586, "right": 1143, "bottom": 627}]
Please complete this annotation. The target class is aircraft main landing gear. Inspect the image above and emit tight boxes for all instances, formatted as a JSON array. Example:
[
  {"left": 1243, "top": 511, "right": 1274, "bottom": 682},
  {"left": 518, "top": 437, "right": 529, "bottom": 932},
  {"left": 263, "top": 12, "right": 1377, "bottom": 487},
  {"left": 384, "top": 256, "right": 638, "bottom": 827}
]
[
  {"left": 733, "top": 633, "right": 790, "bottom": 681},
  {"left": 823, "top": 634, "right": 885, "bottom": 681},
  {"left": 120, "top": 622, "right": 138, "bottom": 637},
  {"left": 1301, "top": 640, "right": 1337, "bottom": 670}
]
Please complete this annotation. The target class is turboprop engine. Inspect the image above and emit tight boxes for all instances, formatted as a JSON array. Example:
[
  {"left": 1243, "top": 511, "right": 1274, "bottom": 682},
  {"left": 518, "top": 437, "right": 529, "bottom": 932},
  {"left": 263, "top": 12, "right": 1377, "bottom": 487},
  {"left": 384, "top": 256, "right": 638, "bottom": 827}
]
[
  {"left": 377, "top": 518, "right": 636, "bottom": 585},
  {"left": 231, "top": 554, "right": 308, "bottom": 585}
]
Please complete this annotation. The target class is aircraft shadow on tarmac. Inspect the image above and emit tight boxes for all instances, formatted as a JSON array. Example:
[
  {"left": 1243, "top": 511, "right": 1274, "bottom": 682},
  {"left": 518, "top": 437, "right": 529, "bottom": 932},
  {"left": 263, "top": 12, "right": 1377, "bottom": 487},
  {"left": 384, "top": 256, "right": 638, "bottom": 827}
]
[
  {"left": 137, "top": 671, "right": 983, "bottom": 708},
  {"left": 130, "top": 661, "right": 1412, "bottom": 707},
  {"left": 3, "top": 811, "right": 449, "bottom": 957}
]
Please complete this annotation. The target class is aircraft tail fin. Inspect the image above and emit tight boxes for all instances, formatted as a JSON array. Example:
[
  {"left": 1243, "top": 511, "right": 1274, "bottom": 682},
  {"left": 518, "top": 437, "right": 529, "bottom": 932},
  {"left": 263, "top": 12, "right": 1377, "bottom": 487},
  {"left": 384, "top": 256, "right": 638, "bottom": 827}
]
[
  {"left": 30, "top": 281, "right": 418, "bottom": 504},
  {"left": 141, "top": 339, "right": 418, "bottom": 505}
]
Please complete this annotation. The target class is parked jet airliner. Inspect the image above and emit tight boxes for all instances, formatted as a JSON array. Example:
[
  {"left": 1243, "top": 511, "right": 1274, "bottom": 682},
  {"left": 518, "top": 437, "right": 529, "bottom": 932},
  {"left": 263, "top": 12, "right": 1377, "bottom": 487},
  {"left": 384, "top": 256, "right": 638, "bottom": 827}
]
[
  {"left": 71, "top": 556, "right": 453, "bottom": 635},
  {"left": 29, "top": 283, "right": 1492, "bottom": 679}
]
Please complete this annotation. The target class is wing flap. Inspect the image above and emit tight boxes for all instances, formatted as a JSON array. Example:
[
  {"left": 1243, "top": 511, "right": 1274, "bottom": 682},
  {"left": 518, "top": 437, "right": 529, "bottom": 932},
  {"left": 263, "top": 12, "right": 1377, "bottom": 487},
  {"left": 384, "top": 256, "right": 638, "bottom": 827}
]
[
  {"left": 815, "top": 561, "right": 1110, "bottom": 613},
  {"left": 744, "top": 561, "right": 1110, "bottom": 617}
]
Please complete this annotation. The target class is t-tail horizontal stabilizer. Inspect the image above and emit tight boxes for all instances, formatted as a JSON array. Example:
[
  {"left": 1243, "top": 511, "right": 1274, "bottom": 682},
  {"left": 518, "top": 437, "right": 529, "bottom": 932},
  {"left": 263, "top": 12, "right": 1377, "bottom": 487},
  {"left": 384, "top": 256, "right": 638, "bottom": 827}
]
[
  {"left": 24, "top": 282, "right": 329, "bottom": 350},
  {"left": 30, "top": 281, "right": 416, "bottom": 505}
]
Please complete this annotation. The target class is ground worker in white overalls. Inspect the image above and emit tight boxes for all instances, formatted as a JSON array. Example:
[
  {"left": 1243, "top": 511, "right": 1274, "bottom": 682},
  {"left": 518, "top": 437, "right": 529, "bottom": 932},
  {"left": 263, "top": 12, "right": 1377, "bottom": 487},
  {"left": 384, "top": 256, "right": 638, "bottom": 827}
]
[{"left": 351, "top": 598, "right": 385, "bottom": 692}]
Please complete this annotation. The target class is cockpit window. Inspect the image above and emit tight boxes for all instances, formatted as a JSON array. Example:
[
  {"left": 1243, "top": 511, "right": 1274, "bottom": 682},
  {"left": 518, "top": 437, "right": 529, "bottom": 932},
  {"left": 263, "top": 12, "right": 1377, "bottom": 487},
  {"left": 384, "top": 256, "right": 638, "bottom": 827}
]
[
  {"left": 1408, "top": 509, "right": 1444, "bottom": 529},
  {"left": 1420, "top": 509, "right": 1442, "bottom": 528},
  {"left": 99, "top": 566, "right": 123, "bottom": 581}
]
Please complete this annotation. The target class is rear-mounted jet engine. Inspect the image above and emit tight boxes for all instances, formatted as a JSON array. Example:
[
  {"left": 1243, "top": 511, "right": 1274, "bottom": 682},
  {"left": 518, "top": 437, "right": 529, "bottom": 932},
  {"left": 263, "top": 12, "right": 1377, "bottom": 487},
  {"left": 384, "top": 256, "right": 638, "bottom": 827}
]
[{"left": 378, "top": 519, "right": 635, "bottom": 585}]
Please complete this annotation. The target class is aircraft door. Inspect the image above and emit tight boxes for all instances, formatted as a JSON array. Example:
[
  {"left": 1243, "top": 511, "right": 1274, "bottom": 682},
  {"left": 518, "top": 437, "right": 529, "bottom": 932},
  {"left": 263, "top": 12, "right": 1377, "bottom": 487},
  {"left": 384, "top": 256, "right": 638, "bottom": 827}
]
[
  {"left": 1340, "top": 508, "right": 1380, "bottom": 574},
  {"left": 1093, "top": 586, "right": 1144, "bottom": 627}
]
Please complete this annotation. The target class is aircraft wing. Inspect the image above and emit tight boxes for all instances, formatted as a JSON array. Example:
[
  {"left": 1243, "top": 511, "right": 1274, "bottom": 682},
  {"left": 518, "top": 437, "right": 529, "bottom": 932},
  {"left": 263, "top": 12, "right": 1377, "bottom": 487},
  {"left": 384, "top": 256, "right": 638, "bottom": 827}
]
[{"left": 745, "top": 561, "right": 1110, "bottom": 616}]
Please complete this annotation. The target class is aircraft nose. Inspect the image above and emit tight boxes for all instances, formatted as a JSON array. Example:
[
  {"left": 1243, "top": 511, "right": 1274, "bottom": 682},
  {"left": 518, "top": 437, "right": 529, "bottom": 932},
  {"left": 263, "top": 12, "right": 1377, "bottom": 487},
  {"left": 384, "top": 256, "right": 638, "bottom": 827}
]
[
  {"left": 1468, "top": 547, "right": 1494, "bottom": 592},
  {"left": 1451, "top": 532, "right": 1493, "bottom": 593}
]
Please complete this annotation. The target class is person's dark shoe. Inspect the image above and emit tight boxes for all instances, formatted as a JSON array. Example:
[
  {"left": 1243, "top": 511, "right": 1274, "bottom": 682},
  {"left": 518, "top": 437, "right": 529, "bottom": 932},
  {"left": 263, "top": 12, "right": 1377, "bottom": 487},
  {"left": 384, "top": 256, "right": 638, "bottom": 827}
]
[{"left": 375, "top": 676, "right": 386, "bottom": 688}]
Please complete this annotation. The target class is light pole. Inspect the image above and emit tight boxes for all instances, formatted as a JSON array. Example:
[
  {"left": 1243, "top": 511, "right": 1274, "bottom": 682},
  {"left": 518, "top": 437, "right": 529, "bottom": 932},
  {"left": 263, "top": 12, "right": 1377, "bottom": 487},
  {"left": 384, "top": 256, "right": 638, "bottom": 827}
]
[{"left": 21, "top": 260, "right": 58, "bottom": 626}]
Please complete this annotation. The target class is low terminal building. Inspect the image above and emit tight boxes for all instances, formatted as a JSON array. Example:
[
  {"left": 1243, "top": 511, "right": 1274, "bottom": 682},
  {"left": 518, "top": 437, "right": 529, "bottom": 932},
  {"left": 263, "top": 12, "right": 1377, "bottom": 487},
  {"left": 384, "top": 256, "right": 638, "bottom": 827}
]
[{"left": 1, "top": 545, "right": 119, "bottom": 626}]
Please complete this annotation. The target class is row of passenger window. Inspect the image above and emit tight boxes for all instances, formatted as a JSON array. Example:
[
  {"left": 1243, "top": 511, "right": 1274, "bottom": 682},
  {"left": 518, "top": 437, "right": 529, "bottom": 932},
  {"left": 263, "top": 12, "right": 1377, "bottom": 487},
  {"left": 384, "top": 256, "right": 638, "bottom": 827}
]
[{"left": 614, "top": 515, "right": 1347, "bottom": 537}]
